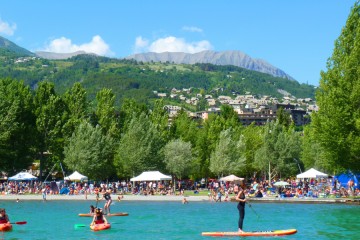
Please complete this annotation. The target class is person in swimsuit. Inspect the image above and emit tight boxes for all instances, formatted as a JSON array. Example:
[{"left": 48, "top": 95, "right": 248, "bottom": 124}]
[
  {"left": 0, "top": 208, "right": 10, "bottom": 224},
  {"left": 103, "top": 189, "right": 112, "bottom": 215},
  {"left": 235, "top": 188, "right": 246, "bottom": 232},
  {"left": 90, "top": 208, "right": 108, "bottom": 226}
]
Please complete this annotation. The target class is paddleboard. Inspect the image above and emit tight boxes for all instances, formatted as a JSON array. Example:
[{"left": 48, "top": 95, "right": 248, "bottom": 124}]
[
  {"left": 90, "top": 223, "right": 111, "bottom": 231},
  {"left": 202, "top": 229, "right": 297, "bottom": 237},
  {"left": 78, "top": 212, "right": 129, "bottom": 217}
]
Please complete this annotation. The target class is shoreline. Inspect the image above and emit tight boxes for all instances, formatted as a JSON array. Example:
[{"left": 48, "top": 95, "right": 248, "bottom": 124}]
[{"left": 1, "top": 194, "right": 359, "bottom": 204}]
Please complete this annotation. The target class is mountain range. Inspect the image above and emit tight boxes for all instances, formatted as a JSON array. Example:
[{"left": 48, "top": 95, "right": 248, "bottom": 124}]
[
  {"left": 0, "top": 36, "right": 293, "bottom": 81},
  {"left": 126, "top": 50, "right": 294, "bottom": 80}
]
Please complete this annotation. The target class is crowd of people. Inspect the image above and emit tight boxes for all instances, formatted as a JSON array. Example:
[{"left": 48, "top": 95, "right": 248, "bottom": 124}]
[{"left": 0, "top": 176, "right": 359, "bottom": 200}]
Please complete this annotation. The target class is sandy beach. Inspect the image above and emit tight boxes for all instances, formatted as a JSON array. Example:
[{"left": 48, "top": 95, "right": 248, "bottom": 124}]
[{"left": 1, "top": 193, "right": 358, "bottom": 204}]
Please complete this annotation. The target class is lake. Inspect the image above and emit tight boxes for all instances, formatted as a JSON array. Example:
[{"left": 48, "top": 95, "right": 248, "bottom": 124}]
[{"left": 1, "top": 200, "right": 359, "bottom": 239}]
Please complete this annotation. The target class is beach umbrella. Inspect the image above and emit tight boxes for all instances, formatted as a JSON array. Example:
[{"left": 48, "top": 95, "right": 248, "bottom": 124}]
[{"left": 274, "top": 181, "right": 290, "bottom": 187}]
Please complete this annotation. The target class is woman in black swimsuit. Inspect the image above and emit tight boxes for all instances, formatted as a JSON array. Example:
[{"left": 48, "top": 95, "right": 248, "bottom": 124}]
[
  {"left": 103, "top": 189, "right": 112, "bottom": 215},
  {"left": 235, "top": 188, "right": 246, "bottom": 232}
]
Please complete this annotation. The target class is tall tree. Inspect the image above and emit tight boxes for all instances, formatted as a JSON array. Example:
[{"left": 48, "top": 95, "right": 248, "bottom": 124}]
[
  {"left": 114, "top": 112, "right": 164, "bottom": 177},
  {"left": 311, "top": 2, "right": 360, "bottom": 172},
  {"left": 0, "top": 78, "right": 36, "bottom": 173},
  {"left": 119, "top": 98, "right": 148, "bottom": 133},
  {"left": 209, "top": 128, "right": 244, "bottom": 177},
  {"left": 63, "top": 121, "right": 115, "bottom": 180},
  {"left": 34, "top": 81, "right": 66, "bottom": 179},
  {"left": 301, "top": 125, "right": 327, "bottom": 171},
  {"left": 238, "top": 123, "right": 263, "bottom": 177},
  {"left": 163, "top": 139, "right": 193, "bottom": 181},
  {"left": 220, "top": 104, "right": 240, "bottom": 128},
  {"left": 254, "top": 120, "right": 301, "bottom": 181},
  {"left": 149, "top": 99, "right": 169, "bottom": 140},
  {"left": 95, "top": 88, "right": 119, "bottom": 139},
  {"left": 169, "top": 110, "right": 198, "bottom": 146},
  {"left": 62, "top": 82, "right": 89, "bottom": 140},
  {"left": 276, "top": 107, "right": 292, "bottom": 128}
]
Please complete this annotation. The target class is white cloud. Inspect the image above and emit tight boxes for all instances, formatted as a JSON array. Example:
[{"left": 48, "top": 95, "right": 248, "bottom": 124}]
[
  {"left": 133, "top": 36, "right": 149, "bottom": 53},
  {"left": 0, "top": 18, "right": 17, "bottom": 36},
  {"left": 42, "top": 35, "right": 114, "bottom": 56},
  {"left": 133, "top": 36, "right": 212, "bottom": 54},
  {"left": 182, "top": 26, "right": 203, "bottom": 33}
]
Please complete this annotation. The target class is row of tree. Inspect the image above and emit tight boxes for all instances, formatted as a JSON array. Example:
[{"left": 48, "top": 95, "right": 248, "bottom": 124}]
[
  {"left": 2, "top": 2, "right": 360, "bottom": 180},
  {"left": 0, "top": 77, "right": 305, "bottom": 181}
]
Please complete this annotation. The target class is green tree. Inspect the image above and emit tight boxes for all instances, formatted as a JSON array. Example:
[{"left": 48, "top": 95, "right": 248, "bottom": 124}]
[
  {"left": 169, "top": 110, "right": 198, "bottom": 146},
  {"left": 119, "top": 98, "right": 148, "bottom": 133},
  {"left": 276, "top": 107, "right": 292, "bottom": 128},
  {"left": 163, "top": 138, "right": 193, "bottom": 182},
  {"left": 114, "top": 112, "right": 164, "bottom": 177},
  {"left": 237, "top": 123, "right": 263, "bottom": 177},
  {"left": 220, "top": 104, "right": 239, "bottom": 128},
  {"left": 0, "top": 78, "right": 36, "bottom": 173},
  {"left": 63, "top": 121, "right": 115, "bottom": 180},
  {"left": 209, "top": 128, "right": 244, "bottom": 177},
  {"left": 311, "top": 1, "right": 360, "bottom": 172},
  {"left": 149, "top": 99, "right": 169, "bottom": 140},
  {"left": 34, "top": 81, "right": 67, "bottom": 179},
  {"left": 254, "top": 120, "right": 301, "bottom": 181},
  {"left": 95, "top": 88, "right": 119, "bottom": 139},
  {"left": 62, "top": 82, "right": 89, "bottom": 140},
  {"left": 301, "top": 125, "right": 327, "bottom": 170}
]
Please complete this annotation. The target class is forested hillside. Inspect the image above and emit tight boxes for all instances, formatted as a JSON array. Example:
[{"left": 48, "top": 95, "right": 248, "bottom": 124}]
[{"left": 0, "top": 53, "right": 315, "bottom": 109}]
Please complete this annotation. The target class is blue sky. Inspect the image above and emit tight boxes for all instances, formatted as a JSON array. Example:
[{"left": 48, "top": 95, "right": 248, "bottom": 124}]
[{"left": 0, "top": 0, "right": 356, "bottom": 86}]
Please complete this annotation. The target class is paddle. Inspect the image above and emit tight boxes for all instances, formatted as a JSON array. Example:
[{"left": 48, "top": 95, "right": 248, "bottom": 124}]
[
  {"left": 11, "top": 221, "right": 27, "bottom": 225},
  {"left": 74, "top": 224, "right": 86, "bottom": 228},
  {"left": 247, "top": 202, "right": 260, "bottom": 219}
]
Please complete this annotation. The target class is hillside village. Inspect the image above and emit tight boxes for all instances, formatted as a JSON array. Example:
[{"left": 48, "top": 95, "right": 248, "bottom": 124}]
[
  {"left": 11, "top": 56, "right": 318, "bottom": 127},
  {"left": 157, "top": 87, "right": 318, "bottom": 126}
]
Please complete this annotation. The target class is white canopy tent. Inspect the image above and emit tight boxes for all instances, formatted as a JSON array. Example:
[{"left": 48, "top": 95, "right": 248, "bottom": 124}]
[
  {"left": 64, "top": 171, "right": 88, "bottom": 181},
  {"left": 8, "top": 172, "right": 37, "bottom": 181},
  {"left": 220, "top": 174, "right": 244, "bottom": 182},
  {"left": 130, "top": 171, "right": 172, "bottom": 182},
  {"left": 296, "top": 168, "right": 328, "bottom": 179},
  {"left": 274, "top": 181, "right": 290, "bottom": 187}
]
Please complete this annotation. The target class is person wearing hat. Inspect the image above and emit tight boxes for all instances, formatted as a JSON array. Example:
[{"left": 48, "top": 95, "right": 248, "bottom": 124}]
[
  {"left": 235, "top": 188, "right": 247, "bottom": 233},
  {"left": 90, "top": 208, "right": 108, "bottom": 226}
]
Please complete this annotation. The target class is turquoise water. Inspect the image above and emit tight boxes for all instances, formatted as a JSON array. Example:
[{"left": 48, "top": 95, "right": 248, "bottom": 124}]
[{"left": 1, "top": 200, "right": 359, "bottom": 240}]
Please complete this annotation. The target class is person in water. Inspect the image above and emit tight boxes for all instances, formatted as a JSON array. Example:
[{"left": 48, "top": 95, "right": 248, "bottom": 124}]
[
  {"left": 90, "top": 208, "right": 108, "bottom": 226},
  {"left": 90, "top": 205, "right": 95, "bottom": 214},
  {"left": 0, "top": 208, "right": 10, "bottom": 224},
  {"left": 102, "top": 189, "right": 112, "bottom": 215},
  {"left": 235, "top": 188, "right": 246, "bottom": 232}
]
